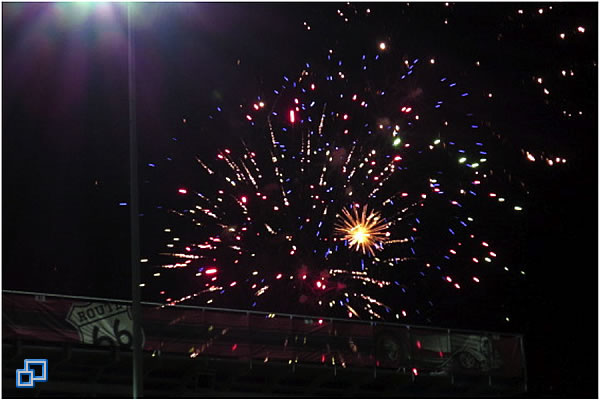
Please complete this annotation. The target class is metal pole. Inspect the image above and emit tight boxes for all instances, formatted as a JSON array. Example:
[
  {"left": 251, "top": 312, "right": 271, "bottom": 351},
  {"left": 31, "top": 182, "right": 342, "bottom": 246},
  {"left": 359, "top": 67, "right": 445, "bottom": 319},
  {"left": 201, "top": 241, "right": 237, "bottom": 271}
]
[
  {"left": 448, "top": 329, "right": 454, "bottom": 385},
  {"left": 488, "top": 333, "right": 493, "bottom": 388},
  {"left": 128, "top": 3, "right": 143, "bottom": 398},
  {"left": 519, "top": 335, "right": 528, "bottom": 393},
  {"left": 405, "top": 325, "right": 414, "bottom": 383},
  {"left": 372, "top": 322, "right": 376, "bottom": 379}
]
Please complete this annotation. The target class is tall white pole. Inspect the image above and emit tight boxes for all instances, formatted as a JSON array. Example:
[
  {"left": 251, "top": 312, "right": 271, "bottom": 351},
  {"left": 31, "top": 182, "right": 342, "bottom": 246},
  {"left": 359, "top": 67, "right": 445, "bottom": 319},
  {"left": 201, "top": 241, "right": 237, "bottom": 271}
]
[{"left": 128, "top": 2, "right": 143, "bottom": 398}]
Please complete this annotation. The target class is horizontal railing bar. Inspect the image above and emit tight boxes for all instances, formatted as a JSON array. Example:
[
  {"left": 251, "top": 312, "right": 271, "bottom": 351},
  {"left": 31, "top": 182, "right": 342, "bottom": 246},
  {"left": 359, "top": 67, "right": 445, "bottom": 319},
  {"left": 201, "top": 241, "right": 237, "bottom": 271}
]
[{"left": 2, "top": 289, "right": 523, "bottom": 337}]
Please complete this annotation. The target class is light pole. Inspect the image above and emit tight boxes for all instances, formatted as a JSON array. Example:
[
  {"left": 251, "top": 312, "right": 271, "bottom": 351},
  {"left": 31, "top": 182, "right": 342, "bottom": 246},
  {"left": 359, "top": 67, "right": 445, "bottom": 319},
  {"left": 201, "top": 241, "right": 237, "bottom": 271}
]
[{"left": 127, "top": 2, "right": 143, "bottom": 398}]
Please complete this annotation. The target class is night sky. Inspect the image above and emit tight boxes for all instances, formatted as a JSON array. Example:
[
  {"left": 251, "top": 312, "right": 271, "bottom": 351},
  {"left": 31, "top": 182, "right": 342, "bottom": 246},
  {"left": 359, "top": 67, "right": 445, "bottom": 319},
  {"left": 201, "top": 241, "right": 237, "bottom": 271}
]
[{"left": 2, "top": 2, "right": 598, "bottom": 397}]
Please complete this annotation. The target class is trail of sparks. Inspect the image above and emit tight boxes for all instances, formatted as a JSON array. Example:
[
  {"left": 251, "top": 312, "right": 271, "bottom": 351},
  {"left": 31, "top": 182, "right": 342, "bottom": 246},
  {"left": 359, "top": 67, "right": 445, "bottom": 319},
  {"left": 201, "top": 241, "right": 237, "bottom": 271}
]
[{"left": 148, "top": 38, "right": 527, "bottom": 323}]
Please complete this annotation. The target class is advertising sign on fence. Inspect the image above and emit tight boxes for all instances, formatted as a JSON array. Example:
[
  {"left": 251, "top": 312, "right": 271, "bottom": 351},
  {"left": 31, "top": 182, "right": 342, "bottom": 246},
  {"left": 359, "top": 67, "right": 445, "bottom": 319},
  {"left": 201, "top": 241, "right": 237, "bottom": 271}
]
[{"left": 3, "top": 292, "right": 525, "bottom": 379}]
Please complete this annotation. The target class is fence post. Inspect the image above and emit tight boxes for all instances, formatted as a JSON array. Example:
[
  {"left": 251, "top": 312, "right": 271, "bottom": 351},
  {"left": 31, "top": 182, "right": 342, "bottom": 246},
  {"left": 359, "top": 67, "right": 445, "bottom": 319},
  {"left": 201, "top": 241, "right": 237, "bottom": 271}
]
[
  {"left": 372, "top": 321, "right": 377, "bottom": 379},
  {"left": 247, "top": 312, "right": 252, "bottom": 370},
  {"left": 331, "top": 318, "right": 335, "bottom": 376},
  {"left": 448, "top": 329, "right": 454, "bottom": 385},
  {"left": 520, "top": 335, "right": 528, "bottom": 393},
  {"left": 407, "top": 326, "right": 416, "bottom": 383},
  {"left": 488, "top": 333, "right": 493, "bottom": 387}
]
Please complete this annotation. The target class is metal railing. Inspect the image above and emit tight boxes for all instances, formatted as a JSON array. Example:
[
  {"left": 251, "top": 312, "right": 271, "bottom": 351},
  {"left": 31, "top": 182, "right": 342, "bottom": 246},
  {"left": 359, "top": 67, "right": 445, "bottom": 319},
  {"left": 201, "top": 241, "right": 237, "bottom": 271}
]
[{"left": 3, "top": 289, "right": 527, "bottom": 391}]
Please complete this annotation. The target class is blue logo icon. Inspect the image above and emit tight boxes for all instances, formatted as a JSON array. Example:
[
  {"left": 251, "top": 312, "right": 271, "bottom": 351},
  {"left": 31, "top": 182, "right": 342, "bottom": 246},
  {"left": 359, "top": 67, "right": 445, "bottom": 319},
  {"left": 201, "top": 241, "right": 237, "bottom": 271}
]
[{"left": 16, "top": 359, "right": 48, "bottom": 388}]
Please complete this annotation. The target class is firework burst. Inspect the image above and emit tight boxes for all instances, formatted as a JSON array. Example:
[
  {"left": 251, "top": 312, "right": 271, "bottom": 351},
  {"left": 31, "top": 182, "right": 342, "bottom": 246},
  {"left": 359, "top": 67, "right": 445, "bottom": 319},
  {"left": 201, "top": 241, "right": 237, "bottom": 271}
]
[
  {"left": 335, "top": 205, "right": 390, "bottom": 256},
  {"left": 146, "top": 40, "right": 527, "bottom": 323}
]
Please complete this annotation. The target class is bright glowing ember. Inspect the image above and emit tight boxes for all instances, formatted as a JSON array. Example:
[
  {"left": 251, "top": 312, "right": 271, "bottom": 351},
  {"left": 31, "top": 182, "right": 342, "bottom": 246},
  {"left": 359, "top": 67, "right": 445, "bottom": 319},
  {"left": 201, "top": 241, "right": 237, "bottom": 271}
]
[{"left": 335, "top": 205, "right": 390, "bottom": 256}]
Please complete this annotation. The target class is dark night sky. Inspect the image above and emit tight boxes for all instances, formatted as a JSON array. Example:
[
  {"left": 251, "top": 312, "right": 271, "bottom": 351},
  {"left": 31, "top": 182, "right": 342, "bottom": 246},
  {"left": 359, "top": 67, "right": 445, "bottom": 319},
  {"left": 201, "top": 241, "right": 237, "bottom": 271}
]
[{"left": 2, "top": 2, "right": 598, "bottom": 397}]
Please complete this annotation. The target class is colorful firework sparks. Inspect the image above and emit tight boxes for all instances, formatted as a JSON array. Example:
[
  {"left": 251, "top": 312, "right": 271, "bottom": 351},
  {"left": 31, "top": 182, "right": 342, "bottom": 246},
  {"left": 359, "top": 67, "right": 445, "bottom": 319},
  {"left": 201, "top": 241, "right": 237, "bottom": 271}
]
[
  {"left": 146, "top": 40, "right": 528, "bottom": 323},
  {"left": 335, "top": 205, "right": 390, "bottom": 256}
]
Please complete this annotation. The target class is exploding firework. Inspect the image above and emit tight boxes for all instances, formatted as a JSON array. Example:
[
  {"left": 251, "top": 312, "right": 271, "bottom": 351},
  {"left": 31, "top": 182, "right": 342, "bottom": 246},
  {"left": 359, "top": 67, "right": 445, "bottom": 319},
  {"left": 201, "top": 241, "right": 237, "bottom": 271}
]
[
  {"left": 145, "top": 35, "right": 527, "bottom": 323},
  {"left": 335, "top": 205, "right": 390, "bottom": 256}
]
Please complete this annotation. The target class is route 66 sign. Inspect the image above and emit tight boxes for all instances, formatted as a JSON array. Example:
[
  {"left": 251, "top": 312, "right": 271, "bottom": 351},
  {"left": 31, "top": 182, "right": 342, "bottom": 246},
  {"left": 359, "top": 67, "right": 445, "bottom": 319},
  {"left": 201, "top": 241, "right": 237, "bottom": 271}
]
[{"left": 66, "top": 302, "right": 144, "bottom": 348}]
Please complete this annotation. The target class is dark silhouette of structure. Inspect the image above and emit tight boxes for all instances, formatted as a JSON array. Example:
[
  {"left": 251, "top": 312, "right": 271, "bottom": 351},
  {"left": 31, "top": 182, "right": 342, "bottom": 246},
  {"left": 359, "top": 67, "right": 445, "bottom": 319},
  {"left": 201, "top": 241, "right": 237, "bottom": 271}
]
[{"left": 3, "top": 291, "right": 526, "bottom": 397}]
